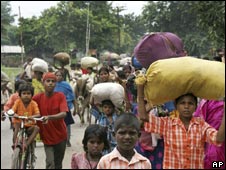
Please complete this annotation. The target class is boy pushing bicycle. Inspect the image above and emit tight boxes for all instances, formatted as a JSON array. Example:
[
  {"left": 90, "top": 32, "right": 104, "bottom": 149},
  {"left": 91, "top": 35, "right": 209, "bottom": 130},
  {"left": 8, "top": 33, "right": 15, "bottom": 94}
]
[{"left": 11, "top": 83, "right": 40, "bottom": 150}]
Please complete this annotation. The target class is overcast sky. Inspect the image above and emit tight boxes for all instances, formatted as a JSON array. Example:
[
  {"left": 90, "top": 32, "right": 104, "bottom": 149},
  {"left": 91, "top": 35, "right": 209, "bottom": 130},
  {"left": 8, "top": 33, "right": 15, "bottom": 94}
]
[{"left": 10, "top": 1, "right": 147, "bottom": 26}]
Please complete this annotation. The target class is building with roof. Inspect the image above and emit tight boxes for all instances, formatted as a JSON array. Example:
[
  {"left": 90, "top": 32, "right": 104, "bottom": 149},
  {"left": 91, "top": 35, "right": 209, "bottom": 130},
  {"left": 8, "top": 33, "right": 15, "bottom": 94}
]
[{"left": 1, "top": 45, "right": 25, "bottom": 67}]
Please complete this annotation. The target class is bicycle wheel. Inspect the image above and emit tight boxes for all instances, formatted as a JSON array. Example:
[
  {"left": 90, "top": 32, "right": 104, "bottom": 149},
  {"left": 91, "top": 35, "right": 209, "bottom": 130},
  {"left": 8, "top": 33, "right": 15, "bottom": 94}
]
[{"left": 11, "top": 147, "right": 21, "bottom": 169}]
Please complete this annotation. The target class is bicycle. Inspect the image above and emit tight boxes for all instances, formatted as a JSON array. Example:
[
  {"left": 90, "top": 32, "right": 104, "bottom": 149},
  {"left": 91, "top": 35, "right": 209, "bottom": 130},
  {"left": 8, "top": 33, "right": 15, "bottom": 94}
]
[{"left": 3, "top": 109, "right": 43, "bottom": 169}]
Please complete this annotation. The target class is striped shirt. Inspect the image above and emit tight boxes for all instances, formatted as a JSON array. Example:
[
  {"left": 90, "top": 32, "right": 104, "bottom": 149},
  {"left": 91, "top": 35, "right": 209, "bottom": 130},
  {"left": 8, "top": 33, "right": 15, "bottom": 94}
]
[
  {"left": 97, "top": 147, "right": 152, "bottom": 169},
  {"left": 144, "top": 114, "right": 221, "bottom": 169},
  {"left": 71, "top": 152, "right": 98, "bottom": 169}
]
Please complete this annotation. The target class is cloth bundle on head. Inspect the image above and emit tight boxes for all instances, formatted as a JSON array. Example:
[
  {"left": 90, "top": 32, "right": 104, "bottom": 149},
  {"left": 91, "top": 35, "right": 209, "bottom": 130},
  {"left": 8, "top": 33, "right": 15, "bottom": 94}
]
[
  {"left": 42, "top": 72, "right": 57, "bottom": 82},
  {"left": 135, "top": 56, "right": 225, "bottom": 105}
]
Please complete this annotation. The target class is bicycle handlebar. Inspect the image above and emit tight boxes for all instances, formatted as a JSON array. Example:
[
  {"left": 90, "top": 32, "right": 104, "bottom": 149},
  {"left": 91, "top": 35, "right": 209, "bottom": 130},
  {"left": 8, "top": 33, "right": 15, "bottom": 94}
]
[{"left": 3, "top": 110, "right": 44, "bottom": 121}]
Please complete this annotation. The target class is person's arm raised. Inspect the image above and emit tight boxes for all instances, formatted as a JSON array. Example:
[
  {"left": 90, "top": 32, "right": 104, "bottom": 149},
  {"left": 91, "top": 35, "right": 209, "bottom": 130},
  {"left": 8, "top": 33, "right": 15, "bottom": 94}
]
[{"left": 137, "top": 84, "right": 149, "bottom": 122}]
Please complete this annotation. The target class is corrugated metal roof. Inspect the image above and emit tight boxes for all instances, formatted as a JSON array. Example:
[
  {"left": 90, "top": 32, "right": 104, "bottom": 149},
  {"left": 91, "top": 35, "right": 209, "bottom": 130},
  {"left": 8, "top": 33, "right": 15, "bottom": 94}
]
[{"left": 1, "top": 45, "right": 25, "bottom": 53}]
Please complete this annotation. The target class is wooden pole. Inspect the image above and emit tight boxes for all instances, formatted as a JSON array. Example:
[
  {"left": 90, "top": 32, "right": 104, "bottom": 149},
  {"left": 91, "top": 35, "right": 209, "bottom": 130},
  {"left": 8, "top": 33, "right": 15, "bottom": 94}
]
[
  {"left": 85, "top": 3, "right": 90, "bottom": 56},
  {"left": 19, "top": 6, "right": 24, "bottom": 65}
]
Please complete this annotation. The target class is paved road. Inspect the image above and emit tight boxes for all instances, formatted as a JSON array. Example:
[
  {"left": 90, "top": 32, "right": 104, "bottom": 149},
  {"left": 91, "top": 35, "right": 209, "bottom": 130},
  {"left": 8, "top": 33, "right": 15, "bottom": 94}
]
[{"left": 1, "top": 114, "right": 94, "bottom": 169}]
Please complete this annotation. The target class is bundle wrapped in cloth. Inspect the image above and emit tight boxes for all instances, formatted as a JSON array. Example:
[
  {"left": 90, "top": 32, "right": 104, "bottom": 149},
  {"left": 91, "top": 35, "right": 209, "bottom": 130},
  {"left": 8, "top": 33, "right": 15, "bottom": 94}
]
[
  {"left": 53, "top": 52, "right": 70, "bottom": 65},
  {"left": 134, "top": 32, "right": 186, "bottom": 68},
  {"left": 135, "top": 56, "right": 225, "bottom": 105},
  {"left": 91, "top": 82, "right": 125, "bottom": 108},
  {"left": 101, "top": 52, "right": 120, "bottom": 60},
  {"left": 81, "top": 56, "right": 99, "bottom": 69},
  {"left": 31, "top": 58, "right": 48, "bottom": 73}
]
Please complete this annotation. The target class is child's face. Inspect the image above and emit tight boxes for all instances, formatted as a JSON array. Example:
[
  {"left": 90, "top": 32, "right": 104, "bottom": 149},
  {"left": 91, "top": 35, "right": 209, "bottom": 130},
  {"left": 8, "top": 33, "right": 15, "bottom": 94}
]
[
  {"left": 34, "top": 71, "right": 43, "bottom": 79},
  {"left": 123, "top": 68, "right": 131, "bottom": 78},
  {"left": 102, "top": 104, "right": 114, "bottom": 116},
  {"left": 114, "top": 126, "right": 139, "bottom": 151},
  {"left": 87, "top": 68, "right": 92, "bottom": 74},
  {"left": 176, "top": 95, "right": 197, "bottom": 119},
  {"left": 20, "top": 90, "right": 32, "bottom": 104},
  {"left": 99, "top": 71, "right": 109, "bottom": 82},
  {"left": 87, "top": 136, "right": 104, "bottom": 156}
]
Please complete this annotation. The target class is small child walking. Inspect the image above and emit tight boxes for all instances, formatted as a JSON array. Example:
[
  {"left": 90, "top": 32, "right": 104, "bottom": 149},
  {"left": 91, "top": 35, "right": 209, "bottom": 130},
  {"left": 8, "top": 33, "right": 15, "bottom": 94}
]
[{"left": 97, "top": 99, "right": 118, "bottom": 153}]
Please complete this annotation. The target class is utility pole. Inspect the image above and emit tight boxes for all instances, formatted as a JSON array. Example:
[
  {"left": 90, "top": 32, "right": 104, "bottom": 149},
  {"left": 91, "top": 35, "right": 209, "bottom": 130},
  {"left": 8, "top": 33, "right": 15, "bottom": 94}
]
[
  {"left": 85, "top": 2, "right": 90, "bottom": 56},
  {"left": 116, "top": 6, "right": 120, "bottom": 53},
  {"left": 19, "top": 6, "right": 24, "bottom": 65},
  {"left": 115, "top": 5, "right": 125, "bottom": 54}
]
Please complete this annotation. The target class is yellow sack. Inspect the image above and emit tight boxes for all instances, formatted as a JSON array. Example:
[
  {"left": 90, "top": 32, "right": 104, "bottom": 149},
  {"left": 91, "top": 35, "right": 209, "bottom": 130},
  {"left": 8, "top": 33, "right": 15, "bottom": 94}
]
[{"left": 136, "top": 56, "right": 225, "bottom": 105}]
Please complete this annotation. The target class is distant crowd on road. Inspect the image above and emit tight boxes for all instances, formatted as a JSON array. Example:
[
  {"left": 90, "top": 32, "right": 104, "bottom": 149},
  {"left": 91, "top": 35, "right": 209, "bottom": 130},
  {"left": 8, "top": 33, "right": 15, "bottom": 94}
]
[{"left": 1, "top": 45, "right": 225, "bottom": 169}]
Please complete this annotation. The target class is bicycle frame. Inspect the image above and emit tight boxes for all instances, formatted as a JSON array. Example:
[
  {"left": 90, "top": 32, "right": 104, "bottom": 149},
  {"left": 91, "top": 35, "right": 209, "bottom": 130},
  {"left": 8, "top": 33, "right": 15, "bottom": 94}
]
[
  {"left": 25, "top": 142, "right": 36, "bottom": 169},
  {"left": 13, "top": 118, "right": 28, "bottom": 169},
  {"left": 4, "top": 110, "right": 43, "bottom": 169}
]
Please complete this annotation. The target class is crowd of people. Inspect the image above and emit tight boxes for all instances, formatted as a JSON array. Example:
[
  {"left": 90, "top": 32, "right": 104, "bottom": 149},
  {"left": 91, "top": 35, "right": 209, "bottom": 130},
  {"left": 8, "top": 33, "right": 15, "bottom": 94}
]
[{"left": 1, "top": 48, "right": 225, "bottom": 169}]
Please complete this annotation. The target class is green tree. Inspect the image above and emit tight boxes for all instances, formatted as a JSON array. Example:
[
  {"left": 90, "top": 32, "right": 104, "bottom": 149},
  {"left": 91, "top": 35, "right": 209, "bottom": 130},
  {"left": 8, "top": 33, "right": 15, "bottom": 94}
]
[
  {"left": 141, "top": 1, "right": 214, "bottom": 56},
  {"left": 1, "top": 1, "right": 15, "bottom": 44},
  {"left": 191, "top": 1, "right": 225, "bottom": 48},
  {"left": 16, "top": 1, "right": 147, "bottom": 58}
]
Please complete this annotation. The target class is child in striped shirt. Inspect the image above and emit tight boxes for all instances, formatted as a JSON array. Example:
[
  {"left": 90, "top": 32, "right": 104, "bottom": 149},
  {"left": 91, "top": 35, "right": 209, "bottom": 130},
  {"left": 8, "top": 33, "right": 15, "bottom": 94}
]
[{"left": 97, "top": 113, "right": 152, "bottom": 169}]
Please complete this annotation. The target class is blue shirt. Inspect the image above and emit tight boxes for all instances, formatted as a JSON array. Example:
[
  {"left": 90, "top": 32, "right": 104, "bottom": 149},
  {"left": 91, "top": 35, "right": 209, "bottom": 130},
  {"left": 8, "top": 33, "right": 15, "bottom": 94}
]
[
  {"left": 97, "top": 113, "right": 118, "bottom": 152},
  {"left": 54, "top": 81, "right": 75, "bottom": 110}
]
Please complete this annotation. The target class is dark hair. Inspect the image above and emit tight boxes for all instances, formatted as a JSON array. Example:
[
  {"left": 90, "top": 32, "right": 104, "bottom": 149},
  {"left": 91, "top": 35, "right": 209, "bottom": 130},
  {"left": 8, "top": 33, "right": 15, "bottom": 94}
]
[
  {"left": 98, "top": 66, "right": 110, "bottom": 75},
  {"left": 75, "top": 63, "right": 81, "bottom": 68},
  {"left": 102, "top": 99, "right": 115, "bottom": 108},
  {"left": 108, "top": 64, "right": 114, "bottom": 70},
  {"left": 82, "top": 124, "right": 110, "bottom": 152},
  {"left": 18, "top": 83, "right": 34, "bottom": 97},
  {"left": 213, "top": 56, "right": 222, "bottom": 62},
  {"left": 214, "top": 48, "right": 224, "bottom": 62},
  {"left": 55, "top": 70, "right": 64, "bottom": 76},
  {"left": 202, "top": 56, "right": 209, "bottom": 60},
  {"left": 122, "top": 64, "right": 132, "bottom": 71},
  {"left": 87, "top": 67, "right": 93, "bottom": 71},
  {"left": 117, "top": 70, "right": 126, "bottom": 79},
  {"left": 216, "top": 48, "right": 224, "bottom": 54},
  {"left": 114, "top": 113, "right": 140, "bottom": 133},
  {"left": 14, "top": 79, "right": 27, "bottom": 92},
  {"left": 27, "top": 57, "right": 33, "bottom": 62},
  {"left": 175, "top": 93, "right": 197, "bottom": 105},
  {"left": 70, "top": 63, "right": 76, "bottom": 67}
]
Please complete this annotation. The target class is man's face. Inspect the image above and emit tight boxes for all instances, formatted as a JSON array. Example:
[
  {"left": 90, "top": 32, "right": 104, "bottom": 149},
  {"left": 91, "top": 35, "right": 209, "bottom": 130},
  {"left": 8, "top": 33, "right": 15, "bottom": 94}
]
[{"left": 43, "top": 78, "right": 56, "bottom": 92}]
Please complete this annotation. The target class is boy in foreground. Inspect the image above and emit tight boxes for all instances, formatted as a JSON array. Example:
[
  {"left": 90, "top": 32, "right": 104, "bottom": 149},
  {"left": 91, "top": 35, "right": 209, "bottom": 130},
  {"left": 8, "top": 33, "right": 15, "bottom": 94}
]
[{"left": 97, "top": 113, "right": 152, "bottom": 169}]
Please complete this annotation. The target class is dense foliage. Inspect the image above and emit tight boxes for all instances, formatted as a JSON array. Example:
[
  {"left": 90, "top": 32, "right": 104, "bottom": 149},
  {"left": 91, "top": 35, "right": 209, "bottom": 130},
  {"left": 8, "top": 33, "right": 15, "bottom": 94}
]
[
  {"left": 1, "top": 1, "right": 15, "bottom": 44},
  {"left": 1, "top": 1, "right": 225, "bottom": 60}
]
